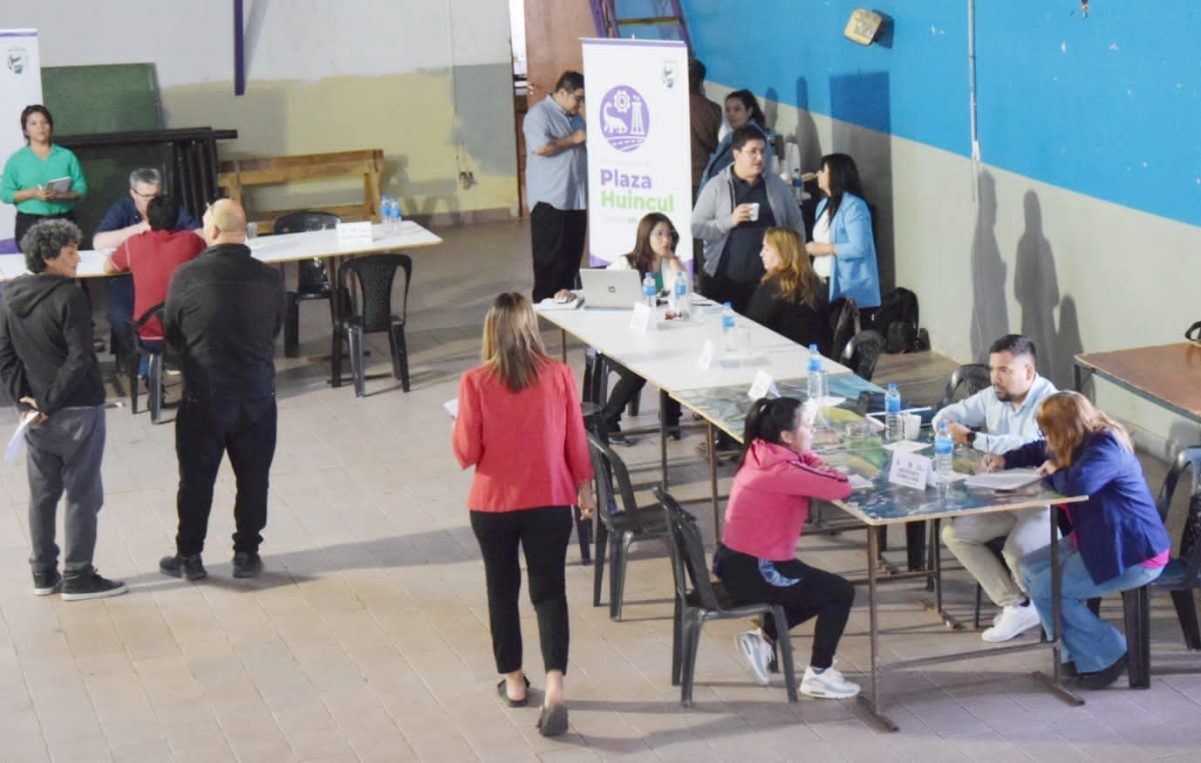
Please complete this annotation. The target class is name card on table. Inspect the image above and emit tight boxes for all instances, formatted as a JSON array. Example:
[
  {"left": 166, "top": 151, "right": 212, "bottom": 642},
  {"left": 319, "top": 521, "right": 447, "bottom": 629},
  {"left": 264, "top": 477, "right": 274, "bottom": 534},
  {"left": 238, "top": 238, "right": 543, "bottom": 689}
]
[
  {"left": 888, "top": 451, "right": 932, "bottom": 490},
  {"left": 629, "top": 302, "right": 656, "bottom": 333},
  {"left": 747, "top": 370, "right": 780, "bottom": 401},
  {"left": 697, "top": 339, "right": 715, "bottom": 370},
  {"left": 336, "top": 221, "right": 374, "bottom": 248}
]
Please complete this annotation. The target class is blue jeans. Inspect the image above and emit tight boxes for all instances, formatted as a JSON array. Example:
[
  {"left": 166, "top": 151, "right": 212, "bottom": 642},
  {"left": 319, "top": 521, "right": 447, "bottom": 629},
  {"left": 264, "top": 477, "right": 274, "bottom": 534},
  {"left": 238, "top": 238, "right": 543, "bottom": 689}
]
[{"left": 1020, "top": 538, "right": 1163, "bottom": 673}]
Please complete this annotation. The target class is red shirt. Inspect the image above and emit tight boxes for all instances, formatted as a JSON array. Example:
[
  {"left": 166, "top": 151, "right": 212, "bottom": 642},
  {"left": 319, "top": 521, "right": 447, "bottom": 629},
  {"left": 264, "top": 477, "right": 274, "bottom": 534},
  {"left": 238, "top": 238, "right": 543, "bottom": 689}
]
[
  {"left": 110, "top": 229, "right": 205, "bottom": 340},
  {"left": 453, "top": 359, "right": 593, "bottom": 512}
]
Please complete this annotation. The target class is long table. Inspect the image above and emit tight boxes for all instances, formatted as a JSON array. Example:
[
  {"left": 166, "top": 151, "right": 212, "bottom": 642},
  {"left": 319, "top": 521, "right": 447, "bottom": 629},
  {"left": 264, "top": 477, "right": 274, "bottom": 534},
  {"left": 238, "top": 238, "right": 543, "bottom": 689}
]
[{"left": 1074, "top": 342, "right": 1201, "bottom": 425}]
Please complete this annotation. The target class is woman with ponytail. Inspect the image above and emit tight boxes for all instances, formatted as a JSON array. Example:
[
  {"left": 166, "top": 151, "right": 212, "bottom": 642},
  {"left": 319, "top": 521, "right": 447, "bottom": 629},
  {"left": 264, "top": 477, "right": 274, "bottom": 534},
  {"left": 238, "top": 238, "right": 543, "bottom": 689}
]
[{"left": 713, "top": 397, "right": 860, "bottom": 699}]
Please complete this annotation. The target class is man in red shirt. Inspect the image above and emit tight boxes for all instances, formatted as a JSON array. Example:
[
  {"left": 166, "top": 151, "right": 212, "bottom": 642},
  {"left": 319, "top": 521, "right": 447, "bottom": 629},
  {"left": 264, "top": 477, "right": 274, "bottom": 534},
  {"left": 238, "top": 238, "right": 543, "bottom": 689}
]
[{"left": 104, "top": 195, "right": 205, "bottom": 350}]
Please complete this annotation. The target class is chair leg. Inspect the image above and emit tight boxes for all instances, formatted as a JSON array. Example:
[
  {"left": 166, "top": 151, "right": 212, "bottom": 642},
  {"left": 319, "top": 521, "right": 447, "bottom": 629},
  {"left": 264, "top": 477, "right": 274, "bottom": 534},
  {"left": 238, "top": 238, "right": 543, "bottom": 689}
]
[
  {"left": 671, "top": 595, "right": 683, "bottom": 686},
  {"left": 148, "top": 353, "right": 164, "bottom": 424},
  {"left": 592, "top": 524, "right": 608, "bottom": 607},
  {"left": 573, "top": 504, "right": 592, "bottom": 565},
  {"left": 627, "top": 387, "right": 640, "bottom": 417},
  {"left": 1169, "top": 589, "right": 1201, "bottom": 650},
  {"left": 609, "top": 532, "right": 628, "bottom": 621},
  {"left": 348, "top": 326, "right": 366, "bottom": 397},
  {"left": 680, "top": 611, "right": 702, "bottom": 707},
  {"left": 389, "top": 322, "right": 410, "bottom": 392},
  {"left": 770, "top": 607, "right": 799, "bottom": 702},
  {"left": 128, "top": 351, "right": 141, "bottom": 415},
  {"left": 330, "top": 321, "right": 344, "bottom": 387},
  {"left": 974, "top": 583, "right": 984, "bottom": 630},
  {"left": 284, "top": 292, "right": 300, "bottom": 357},
  {"left": 906, "top": 521, "right": 926, "bottom": 572},
  {"left": 1123, "top": 586, "right": 1151, "bottom": 689}
]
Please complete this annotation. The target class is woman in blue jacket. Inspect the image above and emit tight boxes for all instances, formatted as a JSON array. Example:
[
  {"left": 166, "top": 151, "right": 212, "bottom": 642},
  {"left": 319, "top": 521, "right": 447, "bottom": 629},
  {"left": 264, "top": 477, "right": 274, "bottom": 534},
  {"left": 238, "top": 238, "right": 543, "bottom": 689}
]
[
  {"left": 805, "top": 154, "right": 881, "bottom": 309},
  {"left": 983, "top": 391, "right": 1170, "bottom": 689}
]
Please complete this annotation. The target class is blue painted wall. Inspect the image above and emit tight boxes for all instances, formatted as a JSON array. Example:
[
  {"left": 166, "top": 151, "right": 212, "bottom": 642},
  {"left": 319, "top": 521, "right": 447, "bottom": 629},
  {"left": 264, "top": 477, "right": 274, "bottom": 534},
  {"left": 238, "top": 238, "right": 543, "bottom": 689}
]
[{"left": 681, "top": 0, "right": 1201, "bottom": 227}]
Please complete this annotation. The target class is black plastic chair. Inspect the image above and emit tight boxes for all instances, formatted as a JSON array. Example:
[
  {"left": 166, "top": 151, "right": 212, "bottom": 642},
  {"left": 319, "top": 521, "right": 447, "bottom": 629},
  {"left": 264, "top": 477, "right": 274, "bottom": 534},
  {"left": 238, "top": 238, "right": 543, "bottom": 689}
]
[
  {"left": 939, "top": 363, "right": 992, "bottom": 409},
  {"left": 841, "top": 329, "right": 884, "bottom": 381},
  {"left": 330, "top": 253, "right": 412, "bottom": 396},
  {"left": 829, "top": 297, "right": 860, "bottom": 361},
  {"left": 587, "top": 432, "right": 668, "bottom": 620},
  {"left": 275, "top": 211, "right": 340, "bottom": 358},
  {"left": 125, "top": 302, "right": 168, "bottom": 424},
  {"left": 656, "top": 487, "right": 798, "bottom": 706}
]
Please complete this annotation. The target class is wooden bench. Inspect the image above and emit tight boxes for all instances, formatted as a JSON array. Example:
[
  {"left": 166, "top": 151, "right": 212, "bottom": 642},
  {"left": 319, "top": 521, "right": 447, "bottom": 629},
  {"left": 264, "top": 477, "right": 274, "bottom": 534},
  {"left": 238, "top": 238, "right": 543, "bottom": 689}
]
[{"left": 217, "top": 149, "right": 384, "bottom": 234}]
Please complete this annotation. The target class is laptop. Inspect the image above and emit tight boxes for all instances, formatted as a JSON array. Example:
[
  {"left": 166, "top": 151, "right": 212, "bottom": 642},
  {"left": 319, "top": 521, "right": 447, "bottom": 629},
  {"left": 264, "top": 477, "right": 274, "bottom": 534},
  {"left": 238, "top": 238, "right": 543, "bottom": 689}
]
[{"left": 579, "top": 268, "right": 644, "bottom": 309}]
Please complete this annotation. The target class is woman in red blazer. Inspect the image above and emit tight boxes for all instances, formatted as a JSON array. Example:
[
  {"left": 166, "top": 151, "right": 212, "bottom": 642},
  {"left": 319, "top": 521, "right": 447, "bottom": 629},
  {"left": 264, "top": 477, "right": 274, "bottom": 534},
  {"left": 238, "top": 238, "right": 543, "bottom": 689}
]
[{"left": 453, "top": 292, "right": 595, "bottom": 737}]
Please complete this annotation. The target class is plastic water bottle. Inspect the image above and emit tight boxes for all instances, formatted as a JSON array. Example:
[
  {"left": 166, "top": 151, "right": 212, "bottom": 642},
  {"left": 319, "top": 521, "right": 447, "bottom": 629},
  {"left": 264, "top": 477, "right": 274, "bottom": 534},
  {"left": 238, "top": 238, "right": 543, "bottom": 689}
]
[
  {"left": 884, "top": 383, "right": 902, "bottom": 442},
  {"left": 381, "top": 197, "right": 394, "bottom": 233},
  {"left": 393, "top": 197, "right": 403, "bottom": 227},
  {"left": 642, "top": 272, "right": 657, "bottom": 307},
  {"left": 720, "top": 302, "right": 736, "bottom": 350},
  {"left": 806, "top": 344, "right": 827, "bottom": 404},
  {"left": 791, "top": 168, "right": 803, "bottom": 202},
  {"left": 934, "top": 419, "right": 954, "bottom": 484},
  {"left": 671, "top": 270, "right": 689, "bottom": 317}
]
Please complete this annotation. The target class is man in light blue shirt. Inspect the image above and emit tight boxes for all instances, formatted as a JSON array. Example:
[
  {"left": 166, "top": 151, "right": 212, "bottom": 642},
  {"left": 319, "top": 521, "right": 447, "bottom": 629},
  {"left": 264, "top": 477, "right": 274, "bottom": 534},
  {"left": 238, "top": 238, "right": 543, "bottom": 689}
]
[
  {"left": 933, "top": 334, "right": 1058, "bottom": 643},
  {"left": 524, "top": 71, "right": 587, "bottom": 302}
]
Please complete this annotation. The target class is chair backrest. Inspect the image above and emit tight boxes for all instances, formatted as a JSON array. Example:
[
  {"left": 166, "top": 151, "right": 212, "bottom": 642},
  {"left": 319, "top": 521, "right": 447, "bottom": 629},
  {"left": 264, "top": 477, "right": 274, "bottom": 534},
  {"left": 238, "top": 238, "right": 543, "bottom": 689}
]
[
  {"left": 1157, "top": 447, "right": 1201, "bottom": 582},
  {"left": 337, "top": 253, "right": 412, "bottom": 332},
  {"left": 587, "top": 431, "right": 649, "bottom": 533},
  {"left": 829, "top": 297, "right": 860, "bottom": 361},
  {"left": 938, "top": 363, "right": 991, "bottom": 409},
  {"left": 274, "top": 211, "right": 341, "bottom": 292},
  {"left": 841, "top": 329, "right": 884, "bottom": 381},
  {"left": 655, "top": 487, "right": 724, "bottom": 611}
]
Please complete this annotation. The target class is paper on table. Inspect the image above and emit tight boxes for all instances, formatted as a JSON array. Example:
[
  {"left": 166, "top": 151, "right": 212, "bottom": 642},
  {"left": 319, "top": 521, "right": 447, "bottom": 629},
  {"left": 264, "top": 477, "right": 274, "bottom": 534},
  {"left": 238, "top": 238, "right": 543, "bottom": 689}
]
[
  {"left": 882, "top": 440, "right": 930, "bottom": 453},
  {"left": 6, "top": 410, "right": 39, "bottom": 464},
  {"left": 964, "top": 468, "right": 1043, "bottom": 491},
  {"left": 536, "top": 295, "right": 582, "bottom": 311},
  {"left": 846, "top": 473, "right": 873, "bottom": 491},
  {"left": 443, "top": 398, "right": 459, "bottom": 419}
]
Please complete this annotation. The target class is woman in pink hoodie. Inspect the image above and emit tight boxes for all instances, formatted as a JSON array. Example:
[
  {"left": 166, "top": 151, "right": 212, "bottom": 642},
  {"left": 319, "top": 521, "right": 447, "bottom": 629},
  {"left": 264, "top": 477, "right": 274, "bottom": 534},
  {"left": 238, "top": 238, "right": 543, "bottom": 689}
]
[{"left": 714, "top": 397, "right": 859, "bottom": 699}]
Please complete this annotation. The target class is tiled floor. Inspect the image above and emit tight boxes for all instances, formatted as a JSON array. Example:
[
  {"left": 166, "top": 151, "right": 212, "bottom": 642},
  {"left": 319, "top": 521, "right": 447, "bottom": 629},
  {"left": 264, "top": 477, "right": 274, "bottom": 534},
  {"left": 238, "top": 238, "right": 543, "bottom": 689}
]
[{"left": 0, "top": 219, "right": 1199, "bottom": 761}]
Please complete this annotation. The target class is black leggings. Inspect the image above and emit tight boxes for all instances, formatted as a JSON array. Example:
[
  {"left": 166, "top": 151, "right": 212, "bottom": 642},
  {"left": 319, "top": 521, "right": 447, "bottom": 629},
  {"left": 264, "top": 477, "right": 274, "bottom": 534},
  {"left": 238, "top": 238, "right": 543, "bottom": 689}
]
[
  {"left": 714, "top": 545, "right": 854, "bottom": 669},
  {"left": 600, "top": 360, "right": 681, "bottom": 429},
  {"left": 471, "top": 505, "right": 573, "bottom": 674}
]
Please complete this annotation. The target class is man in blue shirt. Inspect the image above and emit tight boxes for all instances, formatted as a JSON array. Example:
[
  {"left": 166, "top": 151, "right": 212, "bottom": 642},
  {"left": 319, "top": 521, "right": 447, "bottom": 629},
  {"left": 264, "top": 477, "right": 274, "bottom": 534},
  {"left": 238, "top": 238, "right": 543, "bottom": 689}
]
[
  {"left": 933, "top": 334, "right": 1058, "bottom": 643},
  {"left": 524, "top": 71, "right": 587, "bottom": 302},
  {"left": 92, "top": 168, "right": 200, "bottom": 358}
]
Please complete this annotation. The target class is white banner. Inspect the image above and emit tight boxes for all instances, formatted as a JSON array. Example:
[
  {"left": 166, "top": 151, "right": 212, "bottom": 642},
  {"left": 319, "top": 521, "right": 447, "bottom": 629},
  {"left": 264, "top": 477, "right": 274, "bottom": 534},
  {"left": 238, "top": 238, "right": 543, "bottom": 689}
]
[
  {"left": 582, "top": 38, "right": 691, "bottom": 266},
  {"left": 0, "top": 29, "right": 42, "bottom": 251}
]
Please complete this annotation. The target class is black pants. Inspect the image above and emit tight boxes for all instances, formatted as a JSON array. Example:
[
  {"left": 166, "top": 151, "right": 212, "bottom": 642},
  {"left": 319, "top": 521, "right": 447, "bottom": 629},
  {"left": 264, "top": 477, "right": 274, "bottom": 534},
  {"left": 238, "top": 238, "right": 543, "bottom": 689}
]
[
  {"left": 471, "top": 505, "right": 572, "bottom": 674},
  {"left": 702, "top": 272, "right": 757, "bottom": 315},
  {"left": 714, "top": 545, "right": 854, "bottom": 669},
  {"left": 14, "top": 211, "right": 75, "bottom": 251},
  {"left": 105, "top": 275, "right": 135, "bottom": 361},
  {"left": 530, "top": 203, "right": 587, "bottom": 303},
  {"left": 601, "top": 360, "right": 681, "bottom": 429},
  {"left": 175, "top": 396, "right": 277, "bottom": 556}
]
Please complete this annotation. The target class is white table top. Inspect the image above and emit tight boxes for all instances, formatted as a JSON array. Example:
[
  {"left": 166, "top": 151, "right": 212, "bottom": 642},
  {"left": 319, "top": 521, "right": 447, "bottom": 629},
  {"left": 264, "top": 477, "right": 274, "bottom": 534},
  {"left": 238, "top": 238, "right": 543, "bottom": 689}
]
[
  {"left": 0, "top": 221, "right": 442, "bottom": 281},
  {"left": 537, "top": 299, "right": 852, "bottom": 394}
]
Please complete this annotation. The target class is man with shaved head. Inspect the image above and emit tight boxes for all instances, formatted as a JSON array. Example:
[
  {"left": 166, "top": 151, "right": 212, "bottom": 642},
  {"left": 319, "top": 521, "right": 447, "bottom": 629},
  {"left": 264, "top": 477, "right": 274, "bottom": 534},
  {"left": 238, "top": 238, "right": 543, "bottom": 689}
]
[{"left": 160, "top": 199, "right": 285, "bottom": 581}]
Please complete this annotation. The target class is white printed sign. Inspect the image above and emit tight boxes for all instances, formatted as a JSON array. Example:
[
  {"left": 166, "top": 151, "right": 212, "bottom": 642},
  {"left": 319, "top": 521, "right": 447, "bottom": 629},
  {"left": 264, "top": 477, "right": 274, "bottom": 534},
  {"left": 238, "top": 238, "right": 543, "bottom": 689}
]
[
  {"left": 629, "top": 302, "right": 655, "bottom": 333},
  {"left": 0, "top": 29, "right": 42, "bottom": 251},
  {"left": 582, "top": 39, "right": 692, "bottom": 266},
  {"left": 747, "top": 370, "right": 780, "bottom": 401},
  {"left": 888, "top": 451, "right": 932, "bottom": 490},
  {"left": 697, "top": 338, "right": 715, "bottom": 370},
  {"left": 336, "top": 221, "right": 373, "bottom": 249}
]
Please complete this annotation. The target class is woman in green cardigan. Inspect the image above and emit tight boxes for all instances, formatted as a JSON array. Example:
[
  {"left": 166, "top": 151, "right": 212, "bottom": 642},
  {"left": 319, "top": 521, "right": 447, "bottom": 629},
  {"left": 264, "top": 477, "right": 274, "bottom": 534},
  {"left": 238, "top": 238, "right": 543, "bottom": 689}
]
[{"left": 1, "top": 105, "right": 87, "bottom": 250}]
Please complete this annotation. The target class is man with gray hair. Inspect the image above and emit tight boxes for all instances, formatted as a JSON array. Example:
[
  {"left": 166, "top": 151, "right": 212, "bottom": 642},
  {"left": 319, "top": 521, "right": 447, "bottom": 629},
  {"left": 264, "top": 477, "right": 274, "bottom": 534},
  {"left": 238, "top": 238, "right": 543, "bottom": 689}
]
[{"left": 0, "top": 220, "right": 126, "bottom": 600}]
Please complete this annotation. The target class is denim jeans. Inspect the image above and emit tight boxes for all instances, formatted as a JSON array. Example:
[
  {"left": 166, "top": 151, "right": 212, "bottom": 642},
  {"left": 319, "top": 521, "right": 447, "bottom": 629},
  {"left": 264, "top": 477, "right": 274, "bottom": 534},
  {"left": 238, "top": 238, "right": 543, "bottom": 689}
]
[{"left": 1020, "top": 538, "right": 1163, "bottom": 673}]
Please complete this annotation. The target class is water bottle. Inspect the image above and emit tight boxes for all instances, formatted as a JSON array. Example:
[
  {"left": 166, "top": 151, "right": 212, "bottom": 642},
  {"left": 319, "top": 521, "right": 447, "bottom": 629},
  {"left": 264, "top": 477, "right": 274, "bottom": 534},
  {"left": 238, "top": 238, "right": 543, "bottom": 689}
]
[
  {"left": 720, "top": 302, "right": 737, "bottom": 350},
  {"left": 642, "top": 272, "right": 657, "bottom": 307},
  {"left": 393, "top": 197, "right": 403, "bottom": 227},
  {"left": 791, "top": 168, "right": 803, "bottom": 202},
  {"left": 671, "top": 270, "right": 688, "bottom": 317},
  {"left": 934, "top": 419, "right": 954, "bottom": 484},
  {"left": 884, "top": 383, "right": 902, "bottom": 442},
  {"left": 382, "top": 197, "right": 394, "bottom": 233},
  {"left": 806, "top": 344, "right": 827, "bottom": 403}
]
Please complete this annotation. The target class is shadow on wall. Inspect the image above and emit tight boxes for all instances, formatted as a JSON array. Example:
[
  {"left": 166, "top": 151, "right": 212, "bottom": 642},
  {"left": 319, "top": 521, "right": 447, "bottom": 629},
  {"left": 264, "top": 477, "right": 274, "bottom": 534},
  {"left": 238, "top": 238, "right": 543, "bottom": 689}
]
[
  {"left": 830, "top": 72, "right": 894, "bottom": 294},
  {"left": 386, "top": 156, "right": 462, "bottom": 224},
  {"left": 969, "top": 169, "right": 1008, "bottom": 361}
]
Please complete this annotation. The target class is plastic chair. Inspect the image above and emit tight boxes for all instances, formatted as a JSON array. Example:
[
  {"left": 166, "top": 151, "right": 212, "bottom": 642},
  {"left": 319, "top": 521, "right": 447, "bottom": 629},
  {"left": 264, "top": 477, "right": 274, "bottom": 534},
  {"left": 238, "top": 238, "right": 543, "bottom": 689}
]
[
  {"left": 587, "top": 432, "right": 668, "bottom": 620},
  {"left": 275, "top": 211, "right": 340, "bottom": 357},
  {"left": 829, "top": 297, "right": 860, "bottom": 361},
  {"left": 125, "top": 302, "right": 168, "bottom": 424},
  {"left": 841, "top": 330, "right": 884, "bottom": 381},
  {"left": 655, "top": 487, "right": 798, "bottom": 706},
  {"left": 939, "top": 364, "right": 992, "bottom": 409},
  {"left": 330, "top": 253, "right": 412, "bottom": 396}
]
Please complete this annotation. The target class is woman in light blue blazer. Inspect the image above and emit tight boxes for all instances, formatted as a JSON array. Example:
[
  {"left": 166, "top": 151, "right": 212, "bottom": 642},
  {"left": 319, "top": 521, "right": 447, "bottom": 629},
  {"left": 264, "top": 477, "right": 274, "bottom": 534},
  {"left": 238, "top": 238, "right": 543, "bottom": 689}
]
[{"left": 806, "top": 154, "right": 881, "bottom": 309}]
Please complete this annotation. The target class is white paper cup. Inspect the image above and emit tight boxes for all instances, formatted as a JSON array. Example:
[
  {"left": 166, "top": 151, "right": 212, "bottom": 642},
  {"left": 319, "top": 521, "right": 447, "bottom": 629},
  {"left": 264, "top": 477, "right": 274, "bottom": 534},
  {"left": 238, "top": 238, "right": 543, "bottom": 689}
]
[
  {"left": 747, "top": 203, "right": 760, "bottom": 222},
  {"left": 246, "top": 221, "right": 259, "bottom": 239},
  {"left": 903, "top": 413, "right": 922, "bottom": 440}
]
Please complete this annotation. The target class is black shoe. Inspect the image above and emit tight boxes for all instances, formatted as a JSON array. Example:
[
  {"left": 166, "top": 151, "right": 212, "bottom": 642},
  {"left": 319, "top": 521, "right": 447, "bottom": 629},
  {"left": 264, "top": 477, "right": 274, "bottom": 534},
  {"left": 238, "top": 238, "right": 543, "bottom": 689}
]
[
  {"left": 497, "top": 674, "right": 531, "bottom": 707},
  {"left": 536, "top": 703, "right": 568, "bottom": 737},
  {"left": 61, "top": 569, "right": 128, "bottom": 601},
  {"left": 666, "top": 423, "right": 682, "bottom": 441},
  {"left": 1060, "top": 661, "right": 1078, "bottom": 678},
  {"left": 32, "top": 570, "right": 62, "bottom": 596},
  {"left": 1077, "top": 653, "right": 1127, "bottom": 690},
  {"left": 160, "top": 554, "right": 207, "bottom": 581},
  {"left": 232, "top": 551, "right": 263, "bottom": 578}
]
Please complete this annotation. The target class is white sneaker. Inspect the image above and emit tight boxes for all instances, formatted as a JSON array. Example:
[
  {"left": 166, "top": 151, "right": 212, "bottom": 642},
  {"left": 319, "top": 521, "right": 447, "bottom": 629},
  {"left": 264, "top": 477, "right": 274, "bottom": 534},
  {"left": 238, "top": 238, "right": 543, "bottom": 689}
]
[
  {"left": 735, "top": 629, "right": 772, "bottom": 686},
  {"left": 981, "top": 601, "right": 1041, "bottom": 643},
  {"left": 800, "top": 662, "right": 860, "bottom": 699}
]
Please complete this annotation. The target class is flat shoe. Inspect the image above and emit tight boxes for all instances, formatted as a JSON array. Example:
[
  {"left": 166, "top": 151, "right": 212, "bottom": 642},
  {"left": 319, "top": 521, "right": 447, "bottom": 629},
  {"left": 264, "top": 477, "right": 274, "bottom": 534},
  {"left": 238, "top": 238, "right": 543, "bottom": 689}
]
[
  {"left": 536, "top": 703, "right": 568, "bottom": 737},
  {"left": 1077, "top": 653, "right": 1127, "bottom": 690},
  {"left": 497, "top": 675, "right": 530, "bottom": 707}
]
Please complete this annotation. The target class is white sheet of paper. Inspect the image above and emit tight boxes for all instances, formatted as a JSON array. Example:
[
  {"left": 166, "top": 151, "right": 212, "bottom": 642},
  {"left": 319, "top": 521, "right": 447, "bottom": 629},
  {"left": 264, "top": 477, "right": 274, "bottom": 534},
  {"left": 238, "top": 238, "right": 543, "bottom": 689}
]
[
  {"left": 5, "top": 410, "right": 39, "bottom": 464},
  {"left": 888, "top": 451, "right": 932, "bottom": 490},
  {"left": 847, "top": 473, "right": 873, "bottom": 491},
  {"left": 747, "top": 369, "right": 779, "bottom": 400},
  {"left": 697, "top": 338, "right": 715, "bottom": 370},
  {"left": 883, "top": 439, "right": 931, "bottom": 453},
  {"left": 965, "top": 468, "right": 1043, "bottom": 491},
  {"left": 336, "top": 221, "right": 373, "bottom": 248},
  {"left": 629, "top": 302, "right": 655, "bottom": 333},
  {"left": 443, "top": 398, "right": 459, "bottom": 419}
]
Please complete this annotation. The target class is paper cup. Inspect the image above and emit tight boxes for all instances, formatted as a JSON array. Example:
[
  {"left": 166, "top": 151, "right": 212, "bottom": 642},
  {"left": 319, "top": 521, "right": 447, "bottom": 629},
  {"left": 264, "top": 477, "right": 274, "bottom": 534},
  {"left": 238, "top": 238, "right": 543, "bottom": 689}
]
[
  {"left": 747, "top": 202, "right": 760, "bottom": 222},
  {"left": 903, "top": 413, "right": 922, "bottom": 440}
]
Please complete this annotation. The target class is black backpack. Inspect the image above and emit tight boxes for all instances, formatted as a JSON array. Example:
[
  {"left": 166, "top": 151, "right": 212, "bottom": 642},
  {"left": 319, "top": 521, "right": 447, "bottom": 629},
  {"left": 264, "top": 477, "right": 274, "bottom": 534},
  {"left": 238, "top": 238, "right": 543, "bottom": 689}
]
[{"left": 870, "top": 287, "right": 928, "bottom": 353}]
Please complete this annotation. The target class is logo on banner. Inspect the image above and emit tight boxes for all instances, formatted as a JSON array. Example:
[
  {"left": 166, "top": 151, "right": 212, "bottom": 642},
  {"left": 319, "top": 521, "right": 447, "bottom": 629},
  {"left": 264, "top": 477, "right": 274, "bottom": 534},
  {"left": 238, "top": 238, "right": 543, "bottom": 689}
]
[
  {"left": 7, "top": 47, "right": 28, "bottom": 75},
  {"left": 599, "top": 85, "right": 649, "bottom": 153},
  {"left": 661, "top": 60, "right": 679, "bottom": 89}
]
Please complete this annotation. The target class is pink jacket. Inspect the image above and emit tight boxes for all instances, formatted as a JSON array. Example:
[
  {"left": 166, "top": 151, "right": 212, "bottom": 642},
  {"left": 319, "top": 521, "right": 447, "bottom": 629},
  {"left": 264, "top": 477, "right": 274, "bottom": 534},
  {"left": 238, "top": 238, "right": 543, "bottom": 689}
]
[{"left": 721, "top": 439, "right": 852, "bottom": 561}]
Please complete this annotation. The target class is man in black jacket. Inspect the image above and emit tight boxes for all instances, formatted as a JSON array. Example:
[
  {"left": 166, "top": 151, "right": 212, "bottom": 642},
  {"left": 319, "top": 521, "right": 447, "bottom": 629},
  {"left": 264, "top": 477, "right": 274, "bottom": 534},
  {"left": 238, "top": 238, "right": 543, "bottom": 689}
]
[
  {"left": 0, "top": 220, "right": 126, "bottom": 600},
  {"left": 159, "top": 199, "right": 285, "bottom": 581}
]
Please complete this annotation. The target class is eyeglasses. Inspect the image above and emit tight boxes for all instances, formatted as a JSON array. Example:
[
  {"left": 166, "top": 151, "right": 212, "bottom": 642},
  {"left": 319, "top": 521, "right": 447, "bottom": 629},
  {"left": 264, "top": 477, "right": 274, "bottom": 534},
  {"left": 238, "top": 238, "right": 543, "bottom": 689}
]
[{"left": 131, "top": 188, "right": 160, "bottom": 200}]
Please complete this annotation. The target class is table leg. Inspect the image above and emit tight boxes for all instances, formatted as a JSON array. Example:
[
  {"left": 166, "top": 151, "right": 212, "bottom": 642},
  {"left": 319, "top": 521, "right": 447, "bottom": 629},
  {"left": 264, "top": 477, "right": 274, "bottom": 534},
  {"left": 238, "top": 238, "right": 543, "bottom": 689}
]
[
  {"left": 659, "top": 390, "right": 669, "bottom": 491},
  {"left": 925, "top": 518, "right": 966, "bottom": 630},
  {"left": 560, "top": 328, "right": 567, "bottom": 363},
  {"left": 707, "top": 423, "right": 719, "bottom": 540},
  {"left": 1032, "top": 507, "right": 1085, "bottom": 707},
  {"left": 858, "top": 524, "right": 899, "bottom": 731}
]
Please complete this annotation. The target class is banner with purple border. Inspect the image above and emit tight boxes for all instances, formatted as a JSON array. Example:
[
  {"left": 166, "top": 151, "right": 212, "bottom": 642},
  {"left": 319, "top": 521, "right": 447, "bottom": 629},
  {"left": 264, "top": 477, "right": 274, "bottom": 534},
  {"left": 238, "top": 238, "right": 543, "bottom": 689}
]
[
  {"left": 582, "top": 38, "right": 691, "bottom": 266},
  {"left": 0, "top": 29, "right": 42, "bottom": 253}
]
